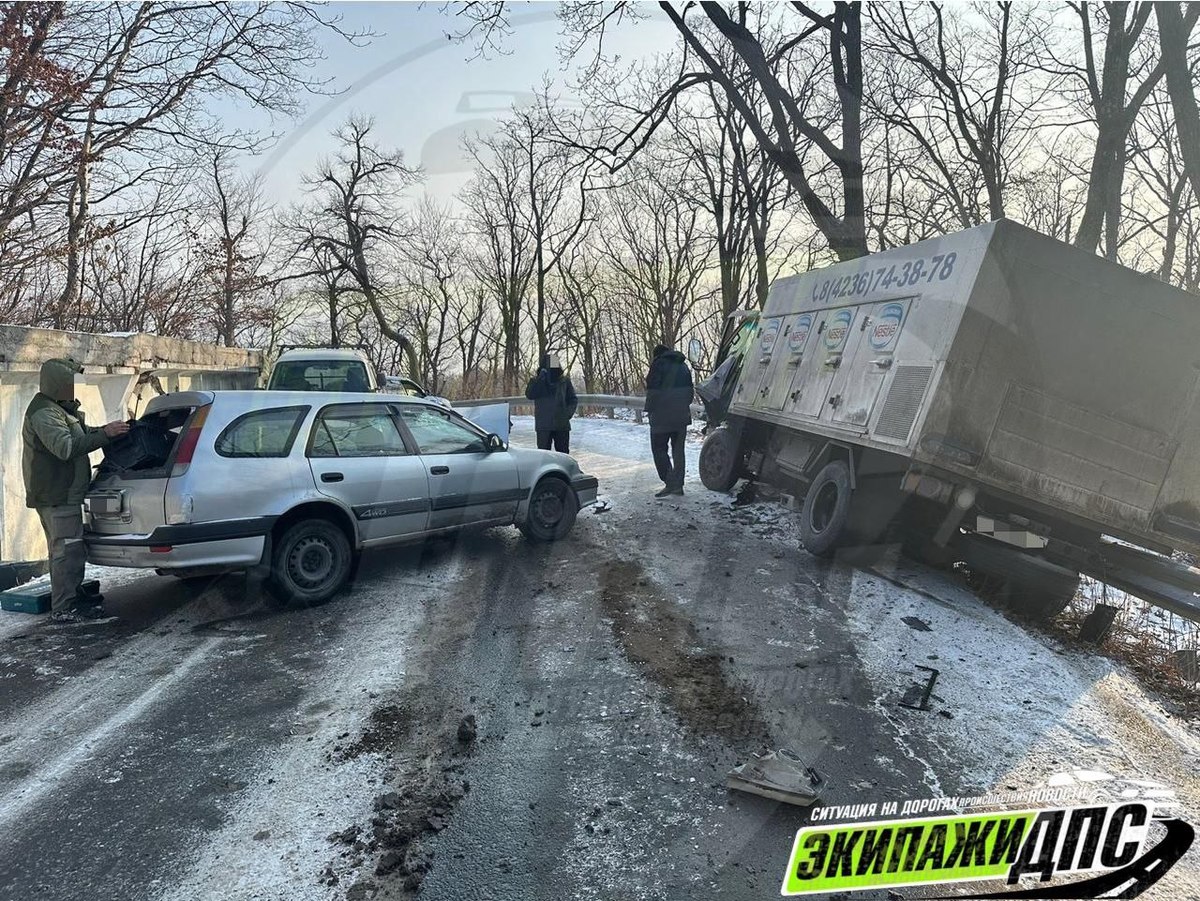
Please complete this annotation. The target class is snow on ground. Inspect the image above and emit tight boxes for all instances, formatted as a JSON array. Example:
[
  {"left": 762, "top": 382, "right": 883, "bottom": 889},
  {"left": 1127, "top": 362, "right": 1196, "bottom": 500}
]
[
  {"left": 155, "top": 564, "right": 450, "bottom": 901},
  {"left": 555, "top": 415, "right": 1200, "bottom": 813},
  {"left": 841, "top": 554, "right": 1200, "bottom": 815}
]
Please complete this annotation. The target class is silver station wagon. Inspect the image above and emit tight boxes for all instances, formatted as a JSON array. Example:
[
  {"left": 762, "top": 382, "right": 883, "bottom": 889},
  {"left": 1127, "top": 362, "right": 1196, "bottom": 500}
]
[{"left": 84, "top": 391, "right": 599, "bottom": 603}]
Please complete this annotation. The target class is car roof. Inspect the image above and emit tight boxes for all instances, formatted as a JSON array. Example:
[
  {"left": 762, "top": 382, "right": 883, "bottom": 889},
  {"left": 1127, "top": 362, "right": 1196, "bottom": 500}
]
[
  {"left": 143, "top": 390, "right": 457, "bottom": 417},
  {"left": 274, "top": 348, "right": 370, "bottom": 362},
  {"left": 212, "top": 390, "right": 451, "bottom": 408}
]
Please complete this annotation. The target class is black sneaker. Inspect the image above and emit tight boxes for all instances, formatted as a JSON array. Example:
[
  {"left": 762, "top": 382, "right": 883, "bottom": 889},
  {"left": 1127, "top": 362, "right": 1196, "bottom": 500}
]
[
  {"left": 654, "top": 486, "right": 673, "bottom": 498},
  {"left": 69, "top": 603, "right": 109, "bottom": 620},
  {"left": 670, "top": 486, "right": 685, "bottom": 496},
  {"left": 50, "top": 609, "right": 84, "bottom": 624}
]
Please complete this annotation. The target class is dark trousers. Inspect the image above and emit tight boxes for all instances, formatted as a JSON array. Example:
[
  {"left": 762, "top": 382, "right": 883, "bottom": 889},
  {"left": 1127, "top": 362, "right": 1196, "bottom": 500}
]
[
  {"left": 536, "top": 430, "right": 570, "bottom": 453},
  {"left": 651, "top": 430, "right": 686, "bottom": 489}
]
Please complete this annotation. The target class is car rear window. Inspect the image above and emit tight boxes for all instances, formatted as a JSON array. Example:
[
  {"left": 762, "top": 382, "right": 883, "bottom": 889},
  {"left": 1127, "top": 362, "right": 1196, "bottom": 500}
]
[
  {"left": 215, "top": 406, "right": 308, "bottom": 458},
  {"left": 269, "top": 360, "right": 372, "bottom": 392}
]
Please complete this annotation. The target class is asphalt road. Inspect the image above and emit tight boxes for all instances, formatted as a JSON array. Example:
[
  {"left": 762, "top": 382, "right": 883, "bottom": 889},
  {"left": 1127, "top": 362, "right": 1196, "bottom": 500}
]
[{"left": 0, "top": 417, "right": 1131, "bottom": 901}]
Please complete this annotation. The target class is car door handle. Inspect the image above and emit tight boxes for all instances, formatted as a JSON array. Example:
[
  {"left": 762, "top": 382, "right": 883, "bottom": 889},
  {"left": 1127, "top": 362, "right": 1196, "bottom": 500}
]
[
  {"left": 430, "top": 466, "right": 450, "bottom": 475},
  {"left": 321, "top": 472, "right": 344, "bottom": 483}
]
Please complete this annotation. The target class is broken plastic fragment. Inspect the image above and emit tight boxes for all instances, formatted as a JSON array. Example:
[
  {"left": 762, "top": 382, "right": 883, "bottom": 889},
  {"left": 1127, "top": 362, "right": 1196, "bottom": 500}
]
[{"left": 726, "top": 749, "right": 824, "bottom": 806}]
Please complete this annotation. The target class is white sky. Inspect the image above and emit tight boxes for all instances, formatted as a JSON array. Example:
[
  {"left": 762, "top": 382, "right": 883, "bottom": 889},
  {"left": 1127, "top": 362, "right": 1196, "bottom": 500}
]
[{"left": 238, "top": 1, "right": 676, "bottom": 207}]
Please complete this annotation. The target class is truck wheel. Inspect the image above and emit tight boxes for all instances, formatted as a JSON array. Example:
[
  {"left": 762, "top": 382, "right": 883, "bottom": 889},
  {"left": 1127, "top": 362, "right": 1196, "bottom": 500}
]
[
  {"left": 270, "top": 518, "right": 352, "bottom": 606},
  {"left": 699, "top": 427, "right": 741, "bottom": 492},
  {"left": 520, "top": 477, "right": 578, "bottom": 542},
  {"left": 959, "top": 533, "right": 1079, "bottom": 621},
  {"left": 800, "top": 460, "right": 853, "bottom": 558}
]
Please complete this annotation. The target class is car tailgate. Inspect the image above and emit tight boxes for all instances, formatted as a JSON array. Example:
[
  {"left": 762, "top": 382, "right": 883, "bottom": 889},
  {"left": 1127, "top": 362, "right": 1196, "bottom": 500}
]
[{"left": 86, "top": 394, "right": 210, "bottom": 536}]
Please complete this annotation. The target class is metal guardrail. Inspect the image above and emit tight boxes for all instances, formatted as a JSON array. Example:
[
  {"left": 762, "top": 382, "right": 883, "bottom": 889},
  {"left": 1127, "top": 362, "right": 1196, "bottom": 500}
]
[{"left": 454, "top": 394, "right": 704, "bottom": 416}]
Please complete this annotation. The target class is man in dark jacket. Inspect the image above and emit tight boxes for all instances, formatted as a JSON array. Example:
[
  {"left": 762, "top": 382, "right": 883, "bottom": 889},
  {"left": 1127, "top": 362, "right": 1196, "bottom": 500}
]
[
  {"left": 23, "top": 358, "right": 129, "bottom": 622},
  {"left": 645, "top": 344, "right": 693, "bottom": 497},
  {"left": 525, "top": 352, "right": 578, "bottom": 453}
]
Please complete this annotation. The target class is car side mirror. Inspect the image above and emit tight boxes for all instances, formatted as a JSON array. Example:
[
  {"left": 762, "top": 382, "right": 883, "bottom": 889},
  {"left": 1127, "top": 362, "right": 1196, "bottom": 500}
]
[
  {"left": 687, "top": 337, "right": 705, "bottom": 369},
  {"left": 486, "top": 433, "right": 506, "bottom": 452}
]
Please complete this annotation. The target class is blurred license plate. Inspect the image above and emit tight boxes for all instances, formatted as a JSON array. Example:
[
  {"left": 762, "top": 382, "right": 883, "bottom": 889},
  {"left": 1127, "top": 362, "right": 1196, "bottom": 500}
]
[{"left": 87, "top": 492, "right": 123, "bottom": 515}]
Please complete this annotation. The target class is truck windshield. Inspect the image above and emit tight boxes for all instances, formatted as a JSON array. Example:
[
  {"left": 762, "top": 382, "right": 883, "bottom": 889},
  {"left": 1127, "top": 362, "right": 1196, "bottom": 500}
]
[{"left": 268, "top": 360, "right": 372, "bottom": 392}]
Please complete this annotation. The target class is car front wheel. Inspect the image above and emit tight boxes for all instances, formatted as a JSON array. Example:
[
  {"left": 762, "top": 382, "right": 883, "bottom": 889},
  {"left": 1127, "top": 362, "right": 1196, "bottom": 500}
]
[
  {"left": 270, "top": 518, "right": 352, "bottom": 606},
  {"left": 520, "top": 477, "right": 579, "bottom": 542}
]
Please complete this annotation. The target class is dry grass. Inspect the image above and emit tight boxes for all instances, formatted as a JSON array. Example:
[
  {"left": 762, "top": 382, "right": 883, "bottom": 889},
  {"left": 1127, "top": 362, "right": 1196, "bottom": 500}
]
[{"left": 1049, "top": 581, "right": 1200, "bottom": 720}]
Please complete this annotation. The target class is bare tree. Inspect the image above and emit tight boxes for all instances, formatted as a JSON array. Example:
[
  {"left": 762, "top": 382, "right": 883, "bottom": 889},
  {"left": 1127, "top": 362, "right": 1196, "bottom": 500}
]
[
  {"left": 599, "top": 156, "right": 716, "bottom": 355},
  {"left": 1156, "top": 3, "right": 1200, "bottom": 203},
  {"left": 37, "top": 3, "right": 356, "bottom": 321},
  {"left": 293, "top": 117, "right": 422, "bottom": 377},
  {"left": 462, "top": 134, "right": 536, "bottom": 393},
  {"left": 1036, "top": 2, "right": 1165, "bottom": 256},
  {"left": 869, "top": 2, "right": 1050, "bottom": 225},
  {"left": 194, "top": 151, "right": 275, "bottom": 347}
]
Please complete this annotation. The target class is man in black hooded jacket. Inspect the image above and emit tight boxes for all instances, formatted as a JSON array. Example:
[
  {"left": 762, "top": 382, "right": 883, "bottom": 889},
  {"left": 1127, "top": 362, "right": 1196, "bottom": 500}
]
[
  {"left": 645, "top": 345, "right": 693, "bottom": 497},
  {"left": 525, "top": 352, "right": 578, "bottom": 453}
]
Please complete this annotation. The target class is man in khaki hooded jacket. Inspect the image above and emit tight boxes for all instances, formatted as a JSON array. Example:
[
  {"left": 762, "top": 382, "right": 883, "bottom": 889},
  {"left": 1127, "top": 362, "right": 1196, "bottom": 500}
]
[{"left": 22, "top": 358, "right": 129, "bottom": 621}]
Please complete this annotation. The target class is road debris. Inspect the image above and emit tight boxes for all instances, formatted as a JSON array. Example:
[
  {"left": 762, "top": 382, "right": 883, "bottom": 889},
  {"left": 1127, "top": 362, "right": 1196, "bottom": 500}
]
[
  {"left": 900, "top": 615, "right": 932, "bottom": 632},
  {"left": 726, "top": 749, "right": 824, "bottom": 806},
  {"left": 898, "top": 665, "right": 940, "bottom": 711},
  {"left": 456, "top": 714, "right": 477, "bottom": 744}
]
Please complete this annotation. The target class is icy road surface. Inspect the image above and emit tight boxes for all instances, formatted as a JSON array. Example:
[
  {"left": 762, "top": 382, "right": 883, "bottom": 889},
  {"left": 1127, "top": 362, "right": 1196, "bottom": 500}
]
[{"left": 0, "top": 416, "right": 1198, "bottom": 900}]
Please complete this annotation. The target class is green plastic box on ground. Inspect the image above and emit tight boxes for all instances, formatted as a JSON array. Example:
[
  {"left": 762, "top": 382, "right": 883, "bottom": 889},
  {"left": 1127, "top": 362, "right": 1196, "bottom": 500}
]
[{"left": 1, "top": 578, "right": 99, "bottom": 614}]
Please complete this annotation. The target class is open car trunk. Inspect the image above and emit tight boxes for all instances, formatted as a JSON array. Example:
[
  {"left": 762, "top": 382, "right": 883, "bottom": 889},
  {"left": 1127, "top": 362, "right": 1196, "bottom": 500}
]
[{"left": 86, "top": 392, "right": 212, "bottom": 536}]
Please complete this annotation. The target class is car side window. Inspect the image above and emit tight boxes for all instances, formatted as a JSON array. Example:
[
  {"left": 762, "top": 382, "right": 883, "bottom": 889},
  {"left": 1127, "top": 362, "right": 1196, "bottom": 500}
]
[
  {"left": 215, "top": 406, "right": 308, "bottom": 458},
  {"left": 398, "top": 406, "right": 486, "bottom": 455},
  {"left": 310, "top": 405, "right": 409, "bottom": 458}
]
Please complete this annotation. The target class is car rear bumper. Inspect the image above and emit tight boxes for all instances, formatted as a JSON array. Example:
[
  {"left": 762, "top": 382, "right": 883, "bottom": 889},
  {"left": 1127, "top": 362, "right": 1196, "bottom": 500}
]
[
  {"left": 572, "top": 475, "right": 599, "bottom": 507},
  {"left": 84, "top": 516, "right": 275, "bottom": 570}
]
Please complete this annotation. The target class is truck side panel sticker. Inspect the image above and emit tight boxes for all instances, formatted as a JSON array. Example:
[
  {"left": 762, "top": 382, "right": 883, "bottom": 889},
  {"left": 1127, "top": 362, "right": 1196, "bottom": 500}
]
[
  {"left": 823, "top": 309, "right": 854, "bottom": 351},
  {"left": 788, "top": 314, "right": 813, "bottom": 356},
  {"left": 759, "top": 318, "right": 782, "bottom": 360},
  {"left": 870, "top": 302, "right": 906, "bottom": 351}
]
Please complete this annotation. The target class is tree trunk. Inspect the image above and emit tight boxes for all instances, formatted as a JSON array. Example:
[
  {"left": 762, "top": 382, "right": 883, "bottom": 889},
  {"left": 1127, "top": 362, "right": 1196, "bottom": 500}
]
[{"left": 1158, "top": 3, "right": 1200, "bottom": 205}]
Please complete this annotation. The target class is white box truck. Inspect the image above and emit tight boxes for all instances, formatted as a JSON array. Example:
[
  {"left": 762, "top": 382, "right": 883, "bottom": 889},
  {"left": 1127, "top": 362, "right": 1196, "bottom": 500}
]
[{"left": 699, "top": 220, "right": 1200, "bottom": 621}]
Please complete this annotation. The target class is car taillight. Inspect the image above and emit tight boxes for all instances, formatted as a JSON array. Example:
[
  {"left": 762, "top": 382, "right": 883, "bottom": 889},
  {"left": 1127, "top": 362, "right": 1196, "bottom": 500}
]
[{"left": 172, "top": 405, "right": 210, "bottom": 471}]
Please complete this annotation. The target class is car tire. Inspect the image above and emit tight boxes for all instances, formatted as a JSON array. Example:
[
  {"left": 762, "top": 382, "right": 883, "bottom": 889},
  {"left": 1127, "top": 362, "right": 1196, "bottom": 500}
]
[
  {"left": 269, "top": 518, "right": 352, "bottom": 606},
  {"left": 699, "top": 426, "right": 741, "bottom": 492},
  {"left": 520, "top": 477, "right": 578, "bottom": 542},
  {"left": 800, "top": 460, "right": 853, "bottom": 558}
]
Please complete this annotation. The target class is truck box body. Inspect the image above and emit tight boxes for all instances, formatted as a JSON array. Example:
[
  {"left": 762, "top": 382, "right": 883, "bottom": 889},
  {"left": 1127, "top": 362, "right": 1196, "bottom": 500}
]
[{"left": 730, "top": 219, "right": 1200, "bottom": 557}]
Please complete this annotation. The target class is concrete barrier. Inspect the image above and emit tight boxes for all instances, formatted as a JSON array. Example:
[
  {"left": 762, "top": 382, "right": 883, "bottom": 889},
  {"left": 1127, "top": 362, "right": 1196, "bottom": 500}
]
[{"left": 0, "top": 326, "right": 262, "bottom": 562}]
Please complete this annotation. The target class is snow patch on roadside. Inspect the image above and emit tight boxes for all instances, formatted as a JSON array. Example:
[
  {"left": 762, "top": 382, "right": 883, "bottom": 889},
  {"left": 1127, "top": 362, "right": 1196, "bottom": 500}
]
[{"left": 842, "top": 559, "right": 1200, "bottom": 807}]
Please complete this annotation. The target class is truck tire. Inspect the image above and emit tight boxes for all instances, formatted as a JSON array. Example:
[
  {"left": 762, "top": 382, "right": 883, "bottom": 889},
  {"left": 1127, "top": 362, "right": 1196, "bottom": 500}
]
[
  {"left": 800, "top": 460, "right": 853, "bottom": 557},
  {"left": 699, "top": 427, "right": 741, "bottom": 491},
  {"left": 269, "top": 518, "right": 353, "bottom": 606},
  {"left": 958, "top": 533, "right": 1079, "bottom": 621}
]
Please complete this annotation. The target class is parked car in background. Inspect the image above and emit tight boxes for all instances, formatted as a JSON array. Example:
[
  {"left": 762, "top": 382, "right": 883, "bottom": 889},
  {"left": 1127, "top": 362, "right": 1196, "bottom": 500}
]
[
  {"left": 265, "top": 347, "right": 378, "bottom": 392},
  {"left": 84, "top": 391, "right": 598, "bottom": 604}
]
